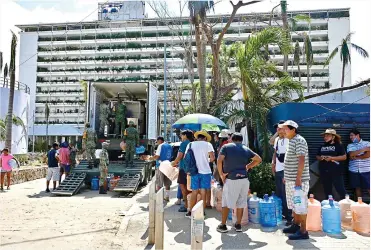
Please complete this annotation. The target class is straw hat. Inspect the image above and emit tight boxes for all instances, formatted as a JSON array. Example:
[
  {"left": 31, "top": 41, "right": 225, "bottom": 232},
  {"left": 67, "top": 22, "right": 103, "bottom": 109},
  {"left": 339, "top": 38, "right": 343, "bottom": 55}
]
[
  {"left": 194, "top": 130, "right": 212, "bottom": 142},
  {"left": 321, "top": 128, "right": 341, "bottom": 139}
]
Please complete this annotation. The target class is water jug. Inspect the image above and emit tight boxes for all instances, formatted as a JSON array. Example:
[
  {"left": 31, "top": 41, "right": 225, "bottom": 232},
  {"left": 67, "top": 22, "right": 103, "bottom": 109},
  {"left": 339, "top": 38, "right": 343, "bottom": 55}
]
[
  {"left": 306, "top": 194, "right": 321, "bottom": 231},
  {"left": 322, "top": 198, "right": 341, "bottom": 234},
  {"left": 269, "top": 192, "right": 282, "bottom": 224},
  {"left": 91, "top": 176, "right": 99, "bottom": 190},
  {"left": 339, "top": 194, "right": 353, "bottom": 230},
  {"left": 321, "top": 195, "right": 339, "bottom": 206},
  {"left": 351, "top": 197, "right": 370, "bottom": 234},
  {"left": 248, "top": 192, "right": 260, "bottom": 224},
  {"left": 228, "top": 209, "right": 232, "bottom": 221},
  {"left": 232, "top": 206, "right": 249, "bottom": 226},
  {"left": 259, "top": 194, "right": 276, "bottom": 227},
  {"left": 293, "top": 186, "right": 307, "bottom": 215}
]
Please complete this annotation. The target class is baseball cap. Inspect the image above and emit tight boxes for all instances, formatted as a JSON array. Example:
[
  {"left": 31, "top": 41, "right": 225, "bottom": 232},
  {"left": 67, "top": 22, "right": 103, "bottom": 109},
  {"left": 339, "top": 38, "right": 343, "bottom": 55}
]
[
  {"left": 274, "top": 120, "right": 286, "bottom": 129},
  {"left": 278, "top": 120, "right": 299, "bottom": 129}
]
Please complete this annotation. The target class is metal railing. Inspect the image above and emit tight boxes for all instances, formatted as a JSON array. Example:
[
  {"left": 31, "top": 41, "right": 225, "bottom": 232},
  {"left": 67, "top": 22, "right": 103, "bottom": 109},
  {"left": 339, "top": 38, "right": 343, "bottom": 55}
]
[{"left": 0, "top": 77, "right": 30, "bottom": 94}]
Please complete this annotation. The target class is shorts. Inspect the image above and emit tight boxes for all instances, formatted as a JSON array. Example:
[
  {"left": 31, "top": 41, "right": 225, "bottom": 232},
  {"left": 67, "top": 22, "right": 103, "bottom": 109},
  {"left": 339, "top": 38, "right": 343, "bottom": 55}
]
[
  {"left": 177, "top": 169, "right": 187, "bottom": 185},
  {"left": 285, "top": 180, "right": 310, "bottom": 212},
  {"left": 222, "top": 178, "right": 250, "bottom": 209},
  {"left": 191, "top": 173, "right": 211, "bottom": 190},
  {"left": 155, "top": 169, "right": 172, "bottom": 189},
  {"left": 349, "top": 171, "right": 370, "bottom": 189},
  {"left": 60, "top": 164, "right": 71, "bottom": 174},
  {"left": 1, "top": 169, "right": 12, "bottom": 173},
  {"left": 46, "top": 167, "right": 60, "bottom": 181}
]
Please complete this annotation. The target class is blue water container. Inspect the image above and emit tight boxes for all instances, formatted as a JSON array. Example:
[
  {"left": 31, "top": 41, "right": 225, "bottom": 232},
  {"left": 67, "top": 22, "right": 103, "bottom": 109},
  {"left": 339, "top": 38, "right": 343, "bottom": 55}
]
[
  {"left": 248, "top": 192, "right": 260, "bottom": 224},
  {"left": 322, "top": 198, "right": 341, "bottom": 234},
  {"left": 228, "top": 209, "right": 232, "bottom": 221},
  {"left": 91, "top": 176, "right": 99, "bottom": 190},
  {"left": 321, "top": 195, "right": 339, "bottom": 207},
  {"left": 270, "top": 192, "right": 282, "bottom": 224},
  {"left": 259, "top": 194, "right": 277, "bottom": 227}
]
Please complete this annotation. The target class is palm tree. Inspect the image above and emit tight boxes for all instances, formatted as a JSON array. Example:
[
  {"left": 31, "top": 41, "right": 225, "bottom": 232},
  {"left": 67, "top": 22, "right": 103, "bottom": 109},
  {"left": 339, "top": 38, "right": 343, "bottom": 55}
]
[
  {"left": 303, "top": 33, "right": 313, "bottom": 92},
  {"left": 3, "top": 63, "right": 8, "bottom": 87},
  {"left": 280, "top": 0, "right": 289, "bottom": 72},
  {"left": 80, "top": 80, "right": 88, "bottom": 123},
  {"left": 45, "top": 102, "right": 50, "bottom": 151},
  {"left": 294, "top": 41, "right": 301, "bottom": 82},
  {"left": 5, "top": 31, "right": 17, "bottom": 152},
  {"left": 324, "top": 33, "right": 369, "bottom": 88},
  {"left": 0, "top": 51, "right": 3, "bottom": 76},
  {"left": 0, "top": 115, "right": 27, "bottom": 144}
]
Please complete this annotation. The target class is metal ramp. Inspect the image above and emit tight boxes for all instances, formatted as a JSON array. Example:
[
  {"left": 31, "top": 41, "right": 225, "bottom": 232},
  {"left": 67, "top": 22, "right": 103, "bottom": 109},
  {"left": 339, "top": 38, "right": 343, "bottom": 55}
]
[
  {"left": 52, "top": 173, "right": 87, "bottom": 196},
  {"left": 113, "top": 174, "right": 141, "bottom": 192}
]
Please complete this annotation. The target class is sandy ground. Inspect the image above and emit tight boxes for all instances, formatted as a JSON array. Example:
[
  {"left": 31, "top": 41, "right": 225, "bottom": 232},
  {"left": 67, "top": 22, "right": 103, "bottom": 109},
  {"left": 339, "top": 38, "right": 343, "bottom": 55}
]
[{"left": 0, "top": 177, "right": 138, "bottom": 250}]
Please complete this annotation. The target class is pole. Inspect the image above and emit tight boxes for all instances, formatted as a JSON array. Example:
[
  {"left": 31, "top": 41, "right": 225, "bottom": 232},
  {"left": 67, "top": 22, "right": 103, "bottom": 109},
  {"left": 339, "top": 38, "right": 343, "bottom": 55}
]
[
  {"left": 155, "top": 187, "right": 164, "bottom": 250},
  {"left": 32, "top": 113, "right": 35, "bottom": 153},
  {"left": 148, "top": 180, "right": 156, "bottom": 244},
  {"left": 191, "top": 200, "right": 204, "bottom": 250},
  {"left": 163, "top": 45, "right": 167, "bottom": 141}
]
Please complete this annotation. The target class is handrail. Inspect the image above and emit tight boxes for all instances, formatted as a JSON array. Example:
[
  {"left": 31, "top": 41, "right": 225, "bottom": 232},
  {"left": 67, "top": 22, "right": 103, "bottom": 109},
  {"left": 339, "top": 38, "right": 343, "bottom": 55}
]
[{"left": 0, "top": 77, "right": 30, "bottom": 94}]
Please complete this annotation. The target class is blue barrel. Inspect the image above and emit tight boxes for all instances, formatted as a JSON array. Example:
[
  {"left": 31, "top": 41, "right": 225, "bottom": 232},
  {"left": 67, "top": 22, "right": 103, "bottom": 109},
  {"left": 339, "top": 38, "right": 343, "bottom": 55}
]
[
  {"left": 248, "top": 192, "right": 260, "bottom": 224},
  {"left": 270, "top": 192, "right": 282, "bottom": 224},
  {"left": 91, "top": 176, "right": 99, "bottom": 190},
  {"left": 259, "top": 194, "right": 277, "bottom": 227},
  {"left": 322, "top": 198, "right": 341, "bottom": 234}
]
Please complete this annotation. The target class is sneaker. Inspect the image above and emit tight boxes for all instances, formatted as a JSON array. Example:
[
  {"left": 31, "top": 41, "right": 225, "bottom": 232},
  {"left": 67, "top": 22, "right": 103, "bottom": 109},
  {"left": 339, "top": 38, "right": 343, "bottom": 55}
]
[
  {"left": 283, "top": 223, "right": 300, "bottom": 234},
  {"left": 234, "top": 223, "right": 242, "bottom": 232},
  {"left": 185, "top": 211, "right": 191, "bottom": 218},
  {"left": 285, "top": 220, "right": 293, "bottom": 226},
  {"left": 178, "top": 206, "right": 187, "bottom": 212},
  {"left": 217, "top": 224, "right": 228, "bottom": 233},
  {"left": 45, "top": 188, "right": 50, "bottom": 193},
  {"left": 288, "top": 230, "right": 309, "bottom": 240}
]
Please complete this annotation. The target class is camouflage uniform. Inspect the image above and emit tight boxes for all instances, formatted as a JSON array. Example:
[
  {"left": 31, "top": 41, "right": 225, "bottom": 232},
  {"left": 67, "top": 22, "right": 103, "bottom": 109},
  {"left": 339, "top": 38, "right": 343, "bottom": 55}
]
[
  {"left": 99, "top": 103, "right": 110, "bottom": 135},
  {"left": 99, "top": 142, "right": 109, "bottom": 186},
  {"left": 114, "top": 102, "right": 126, "bottom": 137},
  {"left": 69, "top": 147, "right": 77, "bottom": 169},
  {"left": 124, "top": 122, "right": 139, "bottom": 167},
  {"left": 85, "top": 127, "right": 97, "bottom": 168}
]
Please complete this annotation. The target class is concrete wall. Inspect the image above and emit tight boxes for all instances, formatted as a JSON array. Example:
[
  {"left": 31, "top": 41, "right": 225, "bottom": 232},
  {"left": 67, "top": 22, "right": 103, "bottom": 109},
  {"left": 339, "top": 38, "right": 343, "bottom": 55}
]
[
  {"left": 18, "top": 32, "right": 38, "bottom": 136},
  {"left": 0, "top": 87, "right": 30, "bottom": 153},
  {"left": 328, "top": 18, "right": 351, "bottom": 88}
]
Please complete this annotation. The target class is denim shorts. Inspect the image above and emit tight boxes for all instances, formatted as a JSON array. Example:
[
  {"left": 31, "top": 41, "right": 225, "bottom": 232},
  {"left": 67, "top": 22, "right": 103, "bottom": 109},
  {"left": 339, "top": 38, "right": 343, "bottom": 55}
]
[
  {"left": 191, "top": 173, "right": 211, "bottom": 190},
  {"left": 349, "top": 171, "right": 370, "bottom": 189}
]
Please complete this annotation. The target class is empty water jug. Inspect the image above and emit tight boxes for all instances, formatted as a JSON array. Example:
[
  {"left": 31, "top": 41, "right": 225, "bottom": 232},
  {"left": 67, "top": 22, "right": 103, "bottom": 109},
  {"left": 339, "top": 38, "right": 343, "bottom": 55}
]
[
  {"left": 293, "top": 186, "right": 307, "bottom": 215},
  {"left": 259, "top": 194, "right": 276, "bottom": 227},
  {"left": 321, "top": 195, "right": 339, "bottom": 206},
  {"left": 269, "top": 192, "right": 282, "bottom": 224},
  {"left": 248, "top": 192, "right": 260, "bottom": 224},
  {"left": 306, "top": 194, "right": 321, "bottom": 231},
  {"left": 91, "top": 176, "right": 99, "bottom": 191},
  {"left": 322, "top": 198, "right": 341, "bottom": 234},
  {"left": 339, "top": 194, "right": 353, "bottom": 230},
  {"left": 351, "top": 197, "right": 370, "bottom": 234}
]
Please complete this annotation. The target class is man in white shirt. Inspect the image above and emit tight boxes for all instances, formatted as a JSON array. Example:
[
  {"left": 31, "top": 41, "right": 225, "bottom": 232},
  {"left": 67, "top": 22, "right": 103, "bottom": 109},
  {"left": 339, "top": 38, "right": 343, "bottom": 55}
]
[
  {"left": 184, "top": 130, "right": 215, "bottom": 217},
  {"left": 271, "top": 120, "right": 292, "bottom": 225}
]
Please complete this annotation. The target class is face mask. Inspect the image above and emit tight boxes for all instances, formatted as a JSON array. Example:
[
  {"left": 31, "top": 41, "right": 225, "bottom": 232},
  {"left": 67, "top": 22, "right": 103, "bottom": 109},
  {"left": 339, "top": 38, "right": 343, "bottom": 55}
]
[{"left": 353, "top": 138, "right": 359, "bottom": 143}]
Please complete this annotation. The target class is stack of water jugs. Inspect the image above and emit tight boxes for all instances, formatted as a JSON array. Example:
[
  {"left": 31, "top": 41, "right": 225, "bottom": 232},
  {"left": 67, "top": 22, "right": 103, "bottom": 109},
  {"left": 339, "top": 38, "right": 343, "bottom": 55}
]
[
  {"left": 247, "top": 192, "right": 283, "bottom": 227},
  {"left": 307, "top": 194, "right": 370, "bottom": 234}
]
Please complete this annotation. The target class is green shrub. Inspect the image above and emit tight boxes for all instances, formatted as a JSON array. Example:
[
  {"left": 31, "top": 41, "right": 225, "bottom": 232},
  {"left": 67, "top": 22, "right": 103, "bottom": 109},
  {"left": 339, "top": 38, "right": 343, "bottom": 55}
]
[
  {"left": 13, "top": 154, "right": 29, "bottom": 166},
  {"left": 248, "top": 162, "right": 275, "bottom": 198}
]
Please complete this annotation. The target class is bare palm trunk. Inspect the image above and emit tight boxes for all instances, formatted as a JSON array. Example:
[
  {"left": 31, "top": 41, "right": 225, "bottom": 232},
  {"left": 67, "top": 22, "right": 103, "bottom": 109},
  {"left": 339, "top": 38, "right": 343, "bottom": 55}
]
[
  {"left": 46, "top": 119, "right": 49, "bottom": 151},
  {"left": 341, "top": 61, "right": 346, "bottom": 88},
  {"left": 194, "top": 18, "right": 207, "bottom": 113},
  {"left": 5, "top": 70, "right": 15, "bottom": 151},
  {"left": 281, "top": 0, "right": 289, "bottom": 72},
  {"left": 298, "top": 64, "right": 301, "bottom": 82},
  {"left": 306, "top": 64, "right": 310, "bottom": 92}
]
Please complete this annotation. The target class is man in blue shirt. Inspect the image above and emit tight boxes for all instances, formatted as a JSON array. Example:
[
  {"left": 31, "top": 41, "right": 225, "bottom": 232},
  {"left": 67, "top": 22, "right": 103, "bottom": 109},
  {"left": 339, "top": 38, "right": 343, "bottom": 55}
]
[
  {"left": 151, "top": 136, "right": 173, "bottom": 201},
  {"left": 46, "top": 143, "right": 60, "bottom": 192},
  {"left": 347, "top": 128, "right": 370, "bottom": 198},
  {"left": 217, "top": 133, "right": 262, "bottom": 233}
]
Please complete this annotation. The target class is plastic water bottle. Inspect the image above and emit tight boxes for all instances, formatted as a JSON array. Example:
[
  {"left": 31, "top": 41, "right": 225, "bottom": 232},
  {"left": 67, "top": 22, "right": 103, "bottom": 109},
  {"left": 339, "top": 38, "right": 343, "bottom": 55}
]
[
  {"left": 339, "top": 194, "right": 353, "bottom": 229},
  {"left": 270, "top": 192, "right": 282, "bottom": 224},
  {"left": 91, "top": 176, "right": 99, "bottom": 190},
  {"left": 351, "top": 197, "right": 370, "bottom": 234},
  {"left": 248, "top": 192, "right": 260, "bottom": 224},
  {"left": 228, "top": 209, "right": 232, "bottom": 221},
  {"left": 293, "top": 186, "right": 307, "bottom": 215},
  {"left": 259, "top": 194, "right": 276, "bottom": 227},
  {"left": 322, "top": 198, "right": 341, "bottom": 234}
]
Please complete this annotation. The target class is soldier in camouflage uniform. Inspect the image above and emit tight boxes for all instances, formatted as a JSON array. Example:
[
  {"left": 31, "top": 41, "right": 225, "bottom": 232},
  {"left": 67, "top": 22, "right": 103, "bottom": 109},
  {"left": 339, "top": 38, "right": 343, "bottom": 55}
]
[
  {"left": 123, "top": 121, "right": 139, "bottom": 167},
  {"left": 69, "top": 143, "right": 77, "bottom": 169},
  {"left": 99, "top": 102, "right": 110, "bottom": 136},
  {"left": 114, "top": 99, "right": 126, "bottom": 137},
  {"left": 99, "top": 141, "right": 110, "bottom": 194},
  {"left": 83, "top": 123, "right": 97, "bottom": 169}
]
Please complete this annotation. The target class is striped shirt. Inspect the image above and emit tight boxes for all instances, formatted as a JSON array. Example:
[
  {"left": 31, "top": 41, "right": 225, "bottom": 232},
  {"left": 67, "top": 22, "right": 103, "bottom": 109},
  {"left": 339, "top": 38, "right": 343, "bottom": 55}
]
[
  {"left": 347, "top": 140, "right": 370, "bottom": 173},
  {"left": 284, "top": 134, "right": 310, "bottom": 181}
]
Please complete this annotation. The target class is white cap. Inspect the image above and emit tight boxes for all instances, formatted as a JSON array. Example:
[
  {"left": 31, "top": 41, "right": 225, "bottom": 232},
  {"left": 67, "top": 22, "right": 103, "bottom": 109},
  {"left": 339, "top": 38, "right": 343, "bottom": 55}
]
[{"left": 278, "top": 120, "right": 298, "bottom": 129}]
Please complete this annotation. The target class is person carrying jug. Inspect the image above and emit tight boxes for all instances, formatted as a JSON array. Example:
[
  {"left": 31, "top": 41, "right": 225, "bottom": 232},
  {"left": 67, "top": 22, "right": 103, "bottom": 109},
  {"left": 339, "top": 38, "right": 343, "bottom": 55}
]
[
  {"left": 316, "top": 129, "right": 347, "bottom": 200},
  {"left": 123, "top": 120, "right": 139, "bottom": 167},
  {"left": 99, "top": 141, "right": 110, "bottom": 194}
]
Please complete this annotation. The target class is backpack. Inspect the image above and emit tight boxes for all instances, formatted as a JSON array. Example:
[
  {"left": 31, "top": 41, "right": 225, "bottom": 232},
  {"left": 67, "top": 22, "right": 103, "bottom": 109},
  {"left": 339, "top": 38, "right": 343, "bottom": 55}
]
[{"left": 183, "top": 143, "right": 198, "bottom": 176}]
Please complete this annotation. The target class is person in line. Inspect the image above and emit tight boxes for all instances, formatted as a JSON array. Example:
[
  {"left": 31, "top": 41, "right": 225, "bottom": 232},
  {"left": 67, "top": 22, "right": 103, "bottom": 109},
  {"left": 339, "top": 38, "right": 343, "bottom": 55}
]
[
  {"left": 46, "top": 143, "right": 60, "bottom": 192},
  {"left": 316, "top": 129, "right": 347, "bottom": 200},
  {"left": 216, "top": 133, "right": 262, "bottom": 233},
  {"left": 213, "top": 130, "right": 230, "bottom": 186},
  {"left": 272, "top": 120, "right": 292, "bottom": 225},
  {"left": 347, "top": 128, "right": 370, "bottom": 198},
  {"left": 280, "top": 120, "right": 310, "bottom": 240},
  {"left": 124, "top": 121, "right": 139, "bottom": 168},
  {"left": 151, "top": 136, "right": 173, "bottom": 202},
  {"left": 58, "top": 142, "right": 71, "bottom": 183},
  {"left": 0, "top": 148, "right": 16, "bottom": 191},
  {"left": 171, "top": 130, "right": 193, "bottom": 212},
  {"left": 184, "top": 130, "right": 215, "bottom": 218}
]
